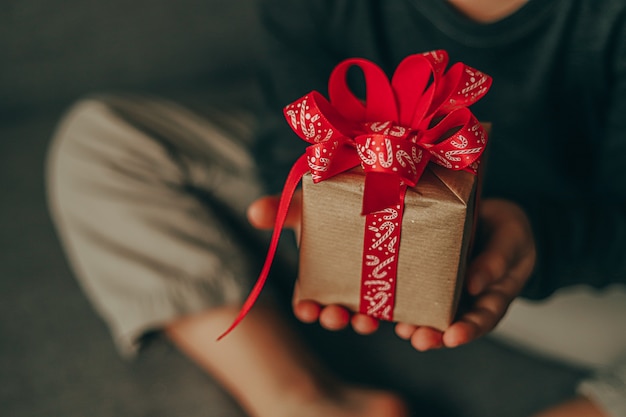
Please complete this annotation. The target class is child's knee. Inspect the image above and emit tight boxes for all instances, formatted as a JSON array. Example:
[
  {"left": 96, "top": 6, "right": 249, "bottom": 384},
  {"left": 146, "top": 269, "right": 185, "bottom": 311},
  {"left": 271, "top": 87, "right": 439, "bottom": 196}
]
[{"left": 46, "top": 98, "right": 114, "bottom": 207}]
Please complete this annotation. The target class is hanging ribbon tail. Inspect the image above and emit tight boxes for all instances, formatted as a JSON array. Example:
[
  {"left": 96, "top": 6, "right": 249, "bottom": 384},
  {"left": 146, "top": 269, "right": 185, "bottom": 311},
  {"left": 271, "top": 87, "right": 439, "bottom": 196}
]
[{"left": 217, "top": 155, "right": 310, "bottom": 340}]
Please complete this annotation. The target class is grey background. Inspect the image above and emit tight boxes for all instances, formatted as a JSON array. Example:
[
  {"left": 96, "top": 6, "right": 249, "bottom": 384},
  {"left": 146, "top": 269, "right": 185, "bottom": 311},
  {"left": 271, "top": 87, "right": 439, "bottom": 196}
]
[{"left": 0, "top": 2, "right": 586, "bottom": 416}]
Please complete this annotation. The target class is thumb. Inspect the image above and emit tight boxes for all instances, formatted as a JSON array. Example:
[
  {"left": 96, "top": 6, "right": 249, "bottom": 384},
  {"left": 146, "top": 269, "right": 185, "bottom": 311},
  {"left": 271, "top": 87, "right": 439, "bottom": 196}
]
[
  {"left": 466, "top": 200, "right": 534, "bottom": 296},
  {"left": 247, "top": 190, "right": 302, "bottom": 231}
]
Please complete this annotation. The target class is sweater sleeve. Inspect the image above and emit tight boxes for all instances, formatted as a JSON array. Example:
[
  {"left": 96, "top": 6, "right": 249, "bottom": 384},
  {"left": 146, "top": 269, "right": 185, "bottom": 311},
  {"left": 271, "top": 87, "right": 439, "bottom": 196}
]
[{"left": 578, "top": 352, "right": 626, "bottom": 417}]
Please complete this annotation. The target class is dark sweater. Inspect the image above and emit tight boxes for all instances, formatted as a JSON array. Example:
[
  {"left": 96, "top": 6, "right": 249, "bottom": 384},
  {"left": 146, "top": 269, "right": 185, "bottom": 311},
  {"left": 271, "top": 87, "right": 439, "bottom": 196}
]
[{"left": 254, "top": 0, "right": 626, "bottom": 299}]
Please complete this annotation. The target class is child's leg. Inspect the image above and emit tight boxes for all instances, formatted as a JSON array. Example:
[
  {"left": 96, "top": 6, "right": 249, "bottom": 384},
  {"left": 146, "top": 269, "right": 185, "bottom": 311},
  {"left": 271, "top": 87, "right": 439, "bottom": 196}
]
[
  {"left": 165, "top": 304, "right": 408, "bottom": 417},
  {"left": 46, "top": 95, "right": 407, "bottom": 417},
  {"left": 530, "top": 397, "right": 605, "bottom": 417},
  {"left": 46, "top": 95, "right": 262, "bottom": 357}
]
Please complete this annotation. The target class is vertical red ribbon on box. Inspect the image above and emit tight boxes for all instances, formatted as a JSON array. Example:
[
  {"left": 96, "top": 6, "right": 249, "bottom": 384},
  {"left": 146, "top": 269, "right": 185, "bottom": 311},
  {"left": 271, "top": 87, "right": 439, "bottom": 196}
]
[{"left": 219, "top": 50, "right": 491, "bottom": 339}]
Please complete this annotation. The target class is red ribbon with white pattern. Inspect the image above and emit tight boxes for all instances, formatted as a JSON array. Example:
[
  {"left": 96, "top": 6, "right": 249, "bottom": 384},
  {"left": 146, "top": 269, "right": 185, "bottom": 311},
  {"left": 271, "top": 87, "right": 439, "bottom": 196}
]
[{"left": 219, "top": 50, "right": 491, "bottom": 338}]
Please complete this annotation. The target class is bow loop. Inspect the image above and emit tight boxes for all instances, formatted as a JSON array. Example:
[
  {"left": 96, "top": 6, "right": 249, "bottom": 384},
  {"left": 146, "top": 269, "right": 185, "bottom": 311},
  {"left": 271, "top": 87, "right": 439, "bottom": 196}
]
[
  {"left": 283, "top": 91, "right": 360, "bottom": 144},
  {"left": 328, "top": 58, "right": 398, "bottom": 122},
  {"left": 436, "top": 63, "right": 492, "bottom": 115},
  {"left": 420, "top": 49, "right": 450, "bottom": 75},
  {"left": 306, "top": 139, "right": 360, "bottom": 182},
  {"left": 284, "top": 51, "right": 492, "bottom": 215},
  {"left": 420, "top": 108, "right": 487, "bottom": 172},
  {"left": 391, "top": 54, "right": 438, "bottom": 129}
]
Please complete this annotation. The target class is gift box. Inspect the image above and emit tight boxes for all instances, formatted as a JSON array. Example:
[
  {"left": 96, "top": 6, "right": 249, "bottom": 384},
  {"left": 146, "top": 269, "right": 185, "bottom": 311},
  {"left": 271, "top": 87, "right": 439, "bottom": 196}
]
[
  {"left": 219, "top": 50, "right": 492, "bottom": 339},
  {"left": 297, "top": 151, "right": 481, "bottom": 330}
]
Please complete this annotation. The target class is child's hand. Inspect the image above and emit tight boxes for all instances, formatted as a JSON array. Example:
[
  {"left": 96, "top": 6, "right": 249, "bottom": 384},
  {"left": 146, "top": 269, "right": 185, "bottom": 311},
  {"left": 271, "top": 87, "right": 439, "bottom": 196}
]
[
  {"left": 247, "top": 192, "right": 380, "bottom": 335},
  {"left": 247, "top": 196, "right": 535, "bottom": 344},
  {"left": 395, "top": 199, "right": 537, "bottom": 351}
]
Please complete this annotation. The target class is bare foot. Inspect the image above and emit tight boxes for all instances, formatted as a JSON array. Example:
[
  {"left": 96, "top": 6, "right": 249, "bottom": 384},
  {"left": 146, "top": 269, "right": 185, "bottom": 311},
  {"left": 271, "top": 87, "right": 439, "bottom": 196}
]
[{"left": 275, "top": 385, "right": 410, "bottom": 417}]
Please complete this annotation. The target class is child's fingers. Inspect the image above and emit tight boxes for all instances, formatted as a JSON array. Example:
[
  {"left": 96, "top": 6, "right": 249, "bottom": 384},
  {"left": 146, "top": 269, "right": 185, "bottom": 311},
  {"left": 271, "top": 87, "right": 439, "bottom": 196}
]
[
  {"left": 350, "top": 313, "right": 379, "bottom": 335},
  {"left": 394, "top": 323, "right": 417, "bottom": 340},
  {"left": 410, "top": 327, "right": 444, "bottom": 351},
  {"left": 319, "top": 305, "right": 351, "bottom": 331},
  {"left": 247, "top": 190, "right": 302, "bottom": 230},
  {"left": 395, "top": 323, "right": 444, "bottom": 351},
  {"left": 466, "top": 221, "right": 522, "bottom": 295},
  {"left": 467, "top": 199, "right": 536, "bottom": 296},
  {"left": 294, "top": 300, "right": 378, "bottom": 334},
  {"left": 442, "top": 321, "right": 475, "bottom": 347},
  {"left": 293, "top": 300, "right": 321, "bottom": 323},
  {"left": 466, "top": 250, "right": 510, "bottom": 296},
  {"left": 247, "top": 196, "right": 277, "bottom": 229},
  {"left": 443, "top": 288, "right": 512, "bottom": 347}
]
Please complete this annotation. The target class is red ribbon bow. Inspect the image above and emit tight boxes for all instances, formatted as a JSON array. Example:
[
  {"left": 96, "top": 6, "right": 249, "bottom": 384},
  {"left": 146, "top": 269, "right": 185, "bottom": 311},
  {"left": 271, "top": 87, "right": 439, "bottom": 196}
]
[{"left": 219, "top": 50, "right": 491, "bottom": 338}]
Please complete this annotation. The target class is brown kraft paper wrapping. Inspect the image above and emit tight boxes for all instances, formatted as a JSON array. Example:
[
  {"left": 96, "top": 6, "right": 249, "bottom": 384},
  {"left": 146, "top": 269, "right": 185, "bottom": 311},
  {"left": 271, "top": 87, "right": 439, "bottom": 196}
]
[{"left": 296, "top": 164, "right": 477, "bottom": 330}]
